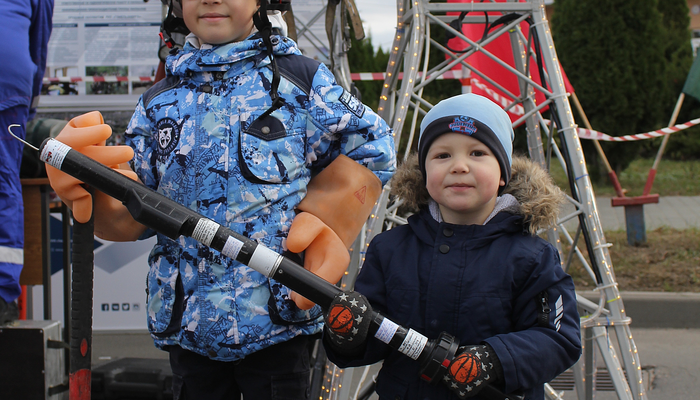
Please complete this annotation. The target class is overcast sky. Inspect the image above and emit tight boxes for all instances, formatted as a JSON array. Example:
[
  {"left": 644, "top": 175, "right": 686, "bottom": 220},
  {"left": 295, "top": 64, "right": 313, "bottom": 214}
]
[
  {"left": 351, "top": 0, "right": 557, "bottom": 51},
  {"left": 354, "top": 0, "right": 398, "bottom": 51}
]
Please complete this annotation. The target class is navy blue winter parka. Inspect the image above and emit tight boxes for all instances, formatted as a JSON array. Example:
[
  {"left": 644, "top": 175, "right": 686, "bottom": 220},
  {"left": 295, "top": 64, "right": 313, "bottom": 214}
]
[{"left": 326, "top": 156, "right": 581, "bottom": 400}]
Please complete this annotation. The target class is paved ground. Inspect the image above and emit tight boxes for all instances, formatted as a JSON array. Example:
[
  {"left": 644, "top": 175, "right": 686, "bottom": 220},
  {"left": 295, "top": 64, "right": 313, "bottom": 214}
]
[
  {"left": 91, "top": 326, "right": 700, "bottom": 400},
  {"left": 563, "top": 195, "right": 700, "bottom": 231},
  {"left": 628, "top": 328, "right": 700, "bottom": 400},
  {"left": 554, "top": 327, "right": 700, "bottom": 400}
]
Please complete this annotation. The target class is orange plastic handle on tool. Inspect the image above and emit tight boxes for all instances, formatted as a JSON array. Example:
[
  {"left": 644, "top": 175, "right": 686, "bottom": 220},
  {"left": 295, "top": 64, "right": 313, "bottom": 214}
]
[{"left": 45, "top": 111, "right": 137, "bottom": 223}]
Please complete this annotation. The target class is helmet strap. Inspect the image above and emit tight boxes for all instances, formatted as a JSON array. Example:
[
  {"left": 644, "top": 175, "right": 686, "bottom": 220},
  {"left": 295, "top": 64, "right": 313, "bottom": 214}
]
[
  {"left": 160, "top": 1, "right": 189, "bottom": 48},
  {"left": 253, "top": 1, "right": 286, "bottom": 119}
]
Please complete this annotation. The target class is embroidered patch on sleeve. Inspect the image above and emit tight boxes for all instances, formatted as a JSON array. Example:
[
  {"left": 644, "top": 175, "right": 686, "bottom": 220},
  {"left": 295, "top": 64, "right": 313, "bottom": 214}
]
[
  {"left": 155, "top": 117, "right": 180, "bottom": 157},
  {"left": 339, "top": 90, "right": 365, "bottom": 118}
]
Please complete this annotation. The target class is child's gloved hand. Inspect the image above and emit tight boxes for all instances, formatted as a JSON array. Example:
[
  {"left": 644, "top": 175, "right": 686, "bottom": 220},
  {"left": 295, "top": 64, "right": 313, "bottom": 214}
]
[
  {"left": 323, "top": 290, "right": 372, "bottom": 355},
  {"left": 443, "top": 344, "right": 503, "bottom": 399},
  {"left": 287, "top": 212, "right": 350, "bottom": 309},
  {"left": 45, "top": 111, "right": 137, "bottom": 223}
]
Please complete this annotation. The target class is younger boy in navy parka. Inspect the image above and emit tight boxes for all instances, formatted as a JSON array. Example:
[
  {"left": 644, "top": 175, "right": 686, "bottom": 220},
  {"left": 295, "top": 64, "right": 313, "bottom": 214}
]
[{"left": 324, "top": 94, "right": 581, "bottom": 400}]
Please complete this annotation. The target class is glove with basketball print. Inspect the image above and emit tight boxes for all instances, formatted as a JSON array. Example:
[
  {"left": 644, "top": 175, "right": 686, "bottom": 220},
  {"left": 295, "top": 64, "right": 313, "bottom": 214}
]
[
  {"left": 323, "top": 291, "right": 373, "bottom": 355},
  {"left": 443, "top": 344, "right": 504, "bottom": 399}
]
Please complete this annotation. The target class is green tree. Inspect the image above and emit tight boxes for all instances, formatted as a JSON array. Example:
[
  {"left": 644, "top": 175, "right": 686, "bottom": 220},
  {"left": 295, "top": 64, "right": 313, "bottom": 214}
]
[
  {"left": 346, "top": 5, "right": 462, "bottom": 156},
  {"left": 551, "top": 0, "right": 669, "bottom": 180},
  {"left": 649, "top": 0, "right": 700, "bottom": 161},
  {"left": 659, "top": 0, "right": 692, "bottom": 101},
  {"left": 347, "top": 31, "right": 460, "bottom": 105},
  {"left": 346, "top": 32, "right": 390, "bottom": 111},
  {"left": 422, "top": 0, "right": 461, "bottom": 103}
]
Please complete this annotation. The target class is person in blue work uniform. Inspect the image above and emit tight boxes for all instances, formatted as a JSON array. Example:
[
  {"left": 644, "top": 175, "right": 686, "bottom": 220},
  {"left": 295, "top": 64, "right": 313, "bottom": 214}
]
[
  {"left": 0, "top": 0, "right": 54, "bottom": 324},
  {"left": 323, "top": 94, "right": 581, "bottom": 400},
  {"left": 45, "top": 0, "right": 396, "bottom": 399}
]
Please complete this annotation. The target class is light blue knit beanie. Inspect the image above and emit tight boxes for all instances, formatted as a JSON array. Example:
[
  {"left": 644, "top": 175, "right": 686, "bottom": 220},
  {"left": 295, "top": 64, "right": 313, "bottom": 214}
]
[{"left": 418, "top": 94, "right": 514, "bottom": 190}]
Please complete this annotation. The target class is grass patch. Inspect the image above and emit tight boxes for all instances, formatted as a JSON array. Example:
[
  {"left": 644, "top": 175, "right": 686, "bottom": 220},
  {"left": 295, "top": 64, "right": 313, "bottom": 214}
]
[
  {"left": 548, "top": 158, "right": 700, "bottom": 197},
  {"left": 566, "top": 227, "right": 700, "bottom": 292},
  {"left": 548, "top": 159, "right": 700, "bottom": 292}
]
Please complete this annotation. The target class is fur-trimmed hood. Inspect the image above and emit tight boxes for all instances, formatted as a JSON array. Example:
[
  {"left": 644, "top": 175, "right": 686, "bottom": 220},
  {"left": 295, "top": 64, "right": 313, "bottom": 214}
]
[{"left": 391, "top": 154, "right": 565, "bottom": 234}]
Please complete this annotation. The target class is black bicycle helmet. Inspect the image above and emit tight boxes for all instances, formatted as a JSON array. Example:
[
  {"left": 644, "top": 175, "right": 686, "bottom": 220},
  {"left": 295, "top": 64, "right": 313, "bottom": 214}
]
[{"left": 159, "top": 0, "right": 189, "bottom": 51}]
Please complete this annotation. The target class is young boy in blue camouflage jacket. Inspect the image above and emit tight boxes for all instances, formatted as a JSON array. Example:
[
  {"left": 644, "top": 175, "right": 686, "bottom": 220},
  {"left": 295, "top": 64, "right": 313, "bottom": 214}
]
[{"left": 46, "top": 1, "right": 396, "bottom": 399}]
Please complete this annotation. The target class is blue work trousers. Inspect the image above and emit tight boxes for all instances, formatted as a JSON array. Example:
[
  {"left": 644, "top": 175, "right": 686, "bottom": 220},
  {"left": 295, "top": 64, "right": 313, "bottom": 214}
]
[{"left": 0, "top": 105, "right": 28, "bottom": 303}]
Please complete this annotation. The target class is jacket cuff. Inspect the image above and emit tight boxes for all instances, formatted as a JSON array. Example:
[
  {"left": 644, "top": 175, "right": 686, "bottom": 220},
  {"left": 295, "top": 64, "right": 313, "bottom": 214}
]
[{"left": 484, "top": 336, "right": 518, "bottom": 394}]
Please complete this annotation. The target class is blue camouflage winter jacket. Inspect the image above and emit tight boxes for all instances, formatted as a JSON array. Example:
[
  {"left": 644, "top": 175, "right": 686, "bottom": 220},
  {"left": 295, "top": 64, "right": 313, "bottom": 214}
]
[{"left": 125, "top": 33, "right": 396, "bottom": 361}]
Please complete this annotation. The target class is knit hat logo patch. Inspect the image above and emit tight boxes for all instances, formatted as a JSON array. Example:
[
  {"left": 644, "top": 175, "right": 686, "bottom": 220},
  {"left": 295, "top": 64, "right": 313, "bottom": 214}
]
[{"left": 449, "top": 116, "right": 477, "bottom": 135}]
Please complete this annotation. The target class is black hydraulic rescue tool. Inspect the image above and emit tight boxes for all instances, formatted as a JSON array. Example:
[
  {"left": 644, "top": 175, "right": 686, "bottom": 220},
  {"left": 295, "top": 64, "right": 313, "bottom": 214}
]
[{"left": 38, "top": 137, "right": 521, "bottom": 400}]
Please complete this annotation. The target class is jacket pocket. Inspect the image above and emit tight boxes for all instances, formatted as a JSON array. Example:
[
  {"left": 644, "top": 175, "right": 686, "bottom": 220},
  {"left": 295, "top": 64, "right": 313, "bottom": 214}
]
[
  {"left": 238, "top": 112, "right": 306, "bottom": 184},
  {"left": 267, "top": 277, "right": 323, "bottom": 325},
  {"left": 147, "top": 242, "right": 184, "bottom": 335},
  {"left": 459, "top": 292, "right": 511, "bottom": 338}
]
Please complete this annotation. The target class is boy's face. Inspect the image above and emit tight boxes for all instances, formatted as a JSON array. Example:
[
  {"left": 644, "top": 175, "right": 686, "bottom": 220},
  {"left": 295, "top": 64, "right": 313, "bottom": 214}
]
[
  {"left": 425, "top": 133, "right": 505, "bottom": 225},
  {"left": 182, "top": 0, "right": 258, "bottom": 45}
]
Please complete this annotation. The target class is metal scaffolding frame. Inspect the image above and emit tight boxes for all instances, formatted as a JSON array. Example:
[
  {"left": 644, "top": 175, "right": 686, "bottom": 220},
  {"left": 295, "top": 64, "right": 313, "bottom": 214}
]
[
  {"left": 340, "top": 1, "right": 648, "bottom": 399},
  {"left": 292, "top": 0, "right": 363, "bottom": 92}
]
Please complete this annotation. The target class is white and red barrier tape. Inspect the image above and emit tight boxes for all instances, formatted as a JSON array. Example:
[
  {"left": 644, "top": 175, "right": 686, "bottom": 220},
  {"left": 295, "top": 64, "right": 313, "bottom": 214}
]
[
  {"left": 576, "top": 117, "right": 700, "bottom": 141},
  {"left": 348, "top": 70, "right": 465, "bottom": 82},
  {"left": 43, "top": 70, "right": 468, "bottom": 85},
  {"left": 43, "top": 75, "right": 699, "bottom": 141},
  {"left": 44, "top": 76, "right": 154, "bottom": 83}
]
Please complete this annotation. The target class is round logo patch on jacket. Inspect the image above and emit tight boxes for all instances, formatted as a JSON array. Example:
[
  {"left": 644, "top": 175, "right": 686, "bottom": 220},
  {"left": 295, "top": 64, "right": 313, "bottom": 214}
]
[{"left": 155, "top": 118, "right": 180, "bottom": 156}]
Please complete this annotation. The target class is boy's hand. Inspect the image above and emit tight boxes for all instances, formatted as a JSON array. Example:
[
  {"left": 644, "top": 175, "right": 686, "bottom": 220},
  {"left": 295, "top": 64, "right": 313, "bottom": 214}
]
[
  {"left": 45, "top": 111, "right": 137, "bottom": 223},
  {"left": 287, "top": 212, "right": 350, "bottom": 309},
  {"left": 443, "top": 344, "right": 503, "bottom": 399},
  {"left": 323, "top": 290, "right": 373, "bottom": 354}
]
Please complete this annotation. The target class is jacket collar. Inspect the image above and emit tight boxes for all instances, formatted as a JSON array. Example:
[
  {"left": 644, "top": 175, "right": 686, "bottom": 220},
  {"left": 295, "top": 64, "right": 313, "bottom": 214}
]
[
  {"left": 409, "top": 207, "right": 523, "bottom": 248},
  {"left": 427, "top": 194, "right": 520, "bottom": 224},
  {"left": 166, "top": 33, "right": 299, "bottom": 78}
]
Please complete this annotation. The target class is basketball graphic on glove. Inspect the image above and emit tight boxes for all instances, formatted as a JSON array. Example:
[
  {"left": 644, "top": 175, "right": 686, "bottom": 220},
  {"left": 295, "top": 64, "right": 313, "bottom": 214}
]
[
  {"left": 449, "top": 352, "right": 481, "bottom": 384},
  {"left": 327, "top": 303, "right": 355, "bottom": 335}
]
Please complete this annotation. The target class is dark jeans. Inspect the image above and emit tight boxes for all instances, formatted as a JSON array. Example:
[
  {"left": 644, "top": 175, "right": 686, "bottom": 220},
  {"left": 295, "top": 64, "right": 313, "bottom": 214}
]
[{"left": 169, "top": 334, "right": 317, "bottom": 400}]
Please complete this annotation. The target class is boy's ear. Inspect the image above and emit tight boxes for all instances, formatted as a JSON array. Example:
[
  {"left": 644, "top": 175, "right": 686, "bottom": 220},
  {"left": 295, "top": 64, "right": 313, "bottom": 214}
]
[{"left": 499, "top": 179, "right": 506, "bottom": 187}]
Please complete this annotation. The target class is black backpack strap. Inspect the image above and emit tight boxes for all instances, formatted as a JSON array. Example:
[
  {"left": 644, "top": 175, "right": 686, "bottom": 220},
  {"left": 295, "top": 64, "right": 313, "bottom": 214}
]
[
  {"left": 274, "top": 53, "right": 322, "bottom": 96},
  {"left": 142, "top": 75, "right": 181, "bottom": 109}
]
